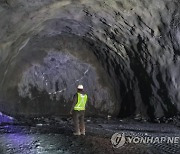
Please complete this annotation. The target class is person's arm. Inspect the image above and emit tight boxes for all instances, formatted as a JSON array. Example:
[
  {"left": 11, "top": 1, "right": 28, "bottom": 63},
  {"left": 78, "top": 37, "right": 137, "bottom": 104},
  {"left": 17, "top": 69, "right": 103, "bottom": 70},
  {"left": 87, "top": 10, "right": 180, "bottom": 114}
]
[
  {"left": 85, "top": 95, "right": 88, "bottom": 108},
  {"left": 70, "top": 94, "right": 77, "bottom": 114}
]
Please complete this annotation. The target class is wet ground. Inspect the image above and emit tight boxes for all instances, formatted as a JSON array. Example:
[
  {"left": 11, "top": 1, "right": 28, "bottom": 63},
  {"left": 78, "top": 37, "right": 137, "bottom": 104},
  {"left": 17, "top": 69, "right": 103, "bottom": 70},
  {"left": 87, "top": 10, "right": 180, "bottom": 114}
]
[{"left": 0, "top": 115, "right": 179, "bottom": 154}]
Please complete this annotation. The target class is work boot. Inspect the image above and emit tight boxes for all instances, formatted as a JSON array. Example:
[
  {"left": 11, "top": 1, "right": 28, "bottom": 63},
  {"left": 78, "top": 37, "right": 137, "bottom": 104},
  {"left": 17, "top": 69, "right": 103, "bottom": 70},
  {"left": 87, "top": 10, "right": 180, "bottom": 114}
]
[
  {"left": 81, "top": 132, "right": 85, "bottom": 135},
  {"left": 73, "top": 132, "right": 81, "bottom": 136}
]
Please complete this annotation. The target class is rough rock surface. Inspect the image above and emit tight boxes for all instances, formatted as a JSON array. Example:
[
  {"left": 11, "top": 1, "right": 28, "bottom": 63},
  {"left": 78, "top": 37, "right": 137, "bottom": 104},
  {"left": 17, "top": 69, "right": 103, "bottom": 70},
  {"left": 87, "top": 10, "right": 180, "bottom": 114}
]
[{"left": 0, "top": 0, "right": 180, "bottom": 119}]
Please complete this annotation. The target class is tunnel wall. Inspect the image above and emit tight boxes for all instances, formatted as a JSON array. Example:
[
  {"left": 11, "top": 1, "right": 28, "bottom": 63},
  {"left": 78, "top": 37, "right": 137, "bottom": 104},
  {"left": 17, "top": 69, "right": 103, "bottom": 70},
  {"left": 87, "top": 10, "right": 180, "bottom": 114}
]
[{"left": 0, "top": 0, "right": 180, "bottom": 119}]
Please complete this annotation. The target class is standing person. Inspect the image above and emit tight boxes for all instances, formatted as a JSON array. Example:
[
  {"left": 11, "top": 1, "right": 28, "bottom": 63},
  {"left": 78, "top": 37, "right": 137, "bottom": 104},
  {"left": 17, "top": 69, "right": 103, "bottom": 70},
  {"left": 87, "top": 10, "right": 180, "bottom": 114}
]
[{"left": 70, "top": 85, "right": 88, "bottom": 135}]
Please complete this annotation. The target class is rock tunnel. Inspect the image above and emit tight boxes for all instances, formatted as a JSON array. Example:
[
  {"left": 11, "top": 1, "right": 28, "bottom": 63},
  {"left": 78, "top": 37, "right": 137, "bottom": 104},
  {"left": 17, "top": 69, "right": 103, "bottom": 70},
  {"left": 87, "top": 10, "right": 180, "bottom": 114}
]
[{"left": 0, "top": 0, "right": 180, "bottom": 120}]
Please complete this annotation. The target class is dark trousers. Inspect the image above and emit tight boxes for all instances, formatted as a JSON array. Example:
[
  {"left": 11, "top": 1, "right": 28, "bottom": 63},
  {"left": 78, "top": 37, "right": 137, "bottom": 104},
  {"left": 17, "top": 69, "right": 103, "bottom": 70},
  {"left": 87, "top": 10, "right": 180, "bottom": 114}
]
[{"left": 72, "top": 110, "right": 85, "bottom": 133}]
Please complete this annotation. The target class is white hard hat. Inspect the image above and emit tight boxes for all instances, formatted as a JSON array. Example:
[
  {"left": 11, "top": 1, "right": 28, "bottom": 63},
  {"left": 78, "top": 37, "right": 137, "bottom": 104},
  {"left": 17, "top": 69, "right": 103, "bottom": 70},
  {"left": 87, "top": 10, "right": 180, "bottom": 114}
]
[{"left": 77, "top": 85, "right": 83, "bottom": 90}]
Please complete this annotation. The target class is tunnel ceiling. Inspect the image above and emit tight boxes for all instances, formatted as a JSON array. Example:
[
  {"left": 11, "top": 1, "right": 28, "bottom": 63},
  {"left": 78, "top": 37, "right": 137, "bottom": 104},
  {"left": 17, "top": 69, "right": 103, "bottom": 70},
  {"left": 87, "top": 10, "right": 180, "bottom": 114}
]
[{"left": 0, "top": 0, "right": 180, "bottom": 119}]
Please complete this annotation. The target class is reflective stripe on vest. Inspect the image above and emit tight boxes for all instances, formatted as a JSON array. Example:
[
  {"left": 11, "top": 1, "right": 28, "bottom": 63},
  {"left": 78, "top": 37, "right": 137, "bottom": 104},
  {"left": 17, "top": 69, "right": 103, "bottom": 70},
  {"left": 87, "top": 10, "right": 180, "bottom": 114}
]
[{"left": 74, "top": 93, "right": 88, "bottom": 111}]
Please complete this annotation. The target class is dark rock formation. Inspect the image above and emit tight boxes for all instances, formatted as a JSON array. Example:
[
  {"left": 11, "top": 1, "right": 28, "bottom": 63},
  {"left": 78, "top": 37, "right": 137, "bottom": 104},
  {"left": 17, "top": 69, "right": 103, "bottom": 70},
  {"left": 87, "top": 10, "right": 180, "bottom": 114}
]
[{"left": 0, "top": 0, "right": 180, "bottom": 119}]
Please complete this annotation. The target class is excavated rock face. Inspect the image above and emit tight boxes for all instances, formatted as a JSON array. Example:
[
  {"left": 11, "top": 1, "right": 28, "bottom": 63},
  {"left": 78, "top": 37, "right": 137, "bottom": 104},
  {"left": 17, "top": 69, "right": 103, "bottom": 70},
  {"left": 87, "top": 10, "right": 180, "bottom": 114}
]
[{"left": 0, "top": 0, "right": 180, "bottom": 119}]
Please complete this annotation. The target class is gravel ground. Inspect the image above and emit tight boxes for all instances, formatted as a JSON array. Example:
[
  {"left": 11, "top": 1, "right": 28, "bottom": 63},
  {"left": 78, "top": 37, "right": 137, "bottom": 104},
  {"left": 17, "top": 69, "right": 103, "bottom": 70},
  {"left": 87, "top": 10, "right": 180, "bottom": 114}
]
[{"left": 0, "top": 117, "right": 179, "bottom": 154}]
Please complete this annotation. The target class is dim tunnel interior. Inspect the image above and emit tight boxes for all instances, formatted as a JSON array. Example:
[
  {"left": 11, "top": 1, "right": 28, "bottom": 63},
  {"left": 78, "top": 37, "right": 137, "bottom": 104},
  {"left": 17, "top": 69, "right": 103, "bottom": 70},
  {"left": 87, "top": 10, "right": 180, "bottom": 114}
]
[
  {"left": 0, "top": 1, "right": 180, "bottom": 154},
  {"left": 0, "top": 18, "right": 122, "bottom": 118},
  {"left": 0, "top": 0, "right": 180, "bottom": 121}
]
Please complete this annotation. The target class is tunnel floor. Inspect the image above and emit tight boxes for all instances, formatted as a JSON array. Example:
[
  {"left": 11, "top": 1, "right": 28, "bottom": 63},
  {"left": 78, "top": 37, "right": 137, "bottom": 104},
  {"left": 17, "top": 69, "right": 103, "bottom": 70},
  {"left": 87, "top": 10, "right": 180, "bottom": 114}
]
[{"left": 0, "top": 115, "right": 179, "bottom": 154}]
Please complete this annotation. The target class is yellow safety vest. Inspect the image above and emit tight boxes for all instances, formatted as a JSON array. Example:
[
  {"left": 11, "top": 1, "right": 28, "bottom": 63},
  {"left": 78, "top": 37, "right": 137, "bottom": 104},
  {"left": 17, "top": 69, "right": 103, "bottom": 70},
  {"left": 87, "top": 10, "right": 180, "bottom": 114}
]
[{"left": 74, "top": 93, "right": 88, "bottom": 111}]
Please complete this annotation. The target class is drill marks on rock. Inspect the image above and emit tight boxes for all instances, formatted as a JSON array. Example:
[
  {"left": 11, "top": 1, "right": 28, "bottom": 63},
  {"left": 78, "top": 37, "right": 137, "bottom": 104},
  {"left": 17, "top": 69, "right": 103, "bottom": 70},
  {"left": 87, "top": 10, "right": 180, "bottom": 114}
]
[
  {"left": 18, "top": 52, "right": 90, "bottom": 100},
  {"left": 49, "top": 65, "right": 90, "bottom": 95},
  {"left": 17, "top": 50, "right": 113, "bottom": 114}
]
